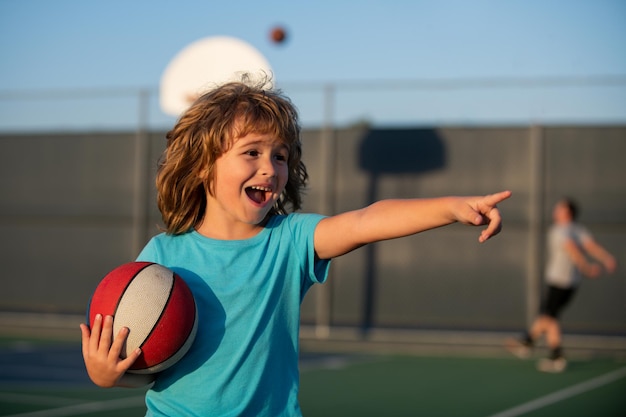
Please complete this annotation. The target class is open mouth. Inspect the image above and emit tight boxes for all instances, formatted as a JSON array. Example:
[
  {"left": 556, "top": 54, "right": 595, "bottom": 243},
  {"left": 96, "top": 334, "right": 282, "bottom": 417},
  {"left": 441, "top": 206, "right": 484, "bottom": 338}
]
[{"left": 245, "top": 185, "right": 272, "bottom": 204}]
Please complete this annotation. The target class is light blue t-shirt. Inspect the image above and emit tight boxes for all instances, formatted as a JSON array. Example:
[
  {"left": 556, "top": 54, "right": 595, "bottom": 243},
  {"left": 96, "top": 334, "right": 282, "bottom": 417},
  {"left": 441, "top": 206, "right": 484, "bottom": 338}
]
[{"left": 136, "top": 213, "right": 330, "bottom": 416}]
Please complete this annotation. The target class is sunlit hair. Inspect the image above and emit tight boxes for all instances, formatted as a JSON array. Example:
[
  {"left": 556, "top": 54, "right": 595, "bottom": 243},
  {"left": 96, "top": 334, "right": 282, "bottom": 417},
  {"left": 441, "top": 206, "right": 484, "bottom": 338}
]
[{"left": 156, "top": 77, "right": 308, "bottom": 235}]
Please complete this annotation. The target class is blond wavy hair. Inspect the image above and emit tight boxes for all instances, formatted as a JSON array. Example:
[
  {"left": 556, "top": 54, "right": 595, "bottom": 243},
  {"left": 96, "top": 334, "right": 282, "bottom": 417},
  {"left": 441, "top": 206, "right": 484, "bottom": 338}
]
[{"left": 156, "top": 79, "right": 308, "bottom": 235}]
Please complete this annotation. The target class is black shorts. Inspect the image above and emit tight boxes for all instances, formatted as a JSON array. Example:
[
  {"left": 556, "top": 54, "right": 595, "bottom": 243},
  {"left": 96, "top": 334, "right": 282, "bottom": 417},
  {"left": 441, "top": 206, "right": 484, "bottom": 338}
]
[{"left": 540, "top": 285, "right": 577, "bottom": 318}]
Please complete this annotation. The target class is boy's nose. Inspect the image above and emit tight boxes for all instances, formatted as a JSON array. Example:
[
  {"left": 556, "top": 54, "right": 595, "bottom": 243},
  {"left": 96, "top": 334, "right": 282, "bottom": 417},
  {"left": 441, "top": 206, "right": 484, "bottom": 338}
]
[{"left": 260, "top": 156, "right": 277, "bottom": 176}]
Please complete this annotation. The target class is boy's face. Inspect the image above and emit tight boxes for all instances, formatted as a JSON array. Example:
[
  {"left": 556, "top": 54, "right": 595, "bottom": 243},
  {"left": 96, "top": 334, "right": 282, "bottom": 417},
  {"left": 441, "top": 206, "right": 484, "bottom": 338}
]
[
  {"left": 203, "top": 131, "right": 289, "bottom": 235},
  {"left": 552, "top": 201, "right": 572, "bottom": 224}
]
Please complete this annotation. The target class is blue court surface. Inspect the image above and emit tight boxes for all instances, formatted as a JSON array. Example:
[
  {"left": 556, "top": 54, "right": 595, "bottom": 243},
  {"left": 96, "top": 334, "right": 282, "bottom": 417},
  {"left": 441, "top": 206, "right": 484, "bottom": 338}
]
[{"left": 0, "top": 338, "right": 625, "bottom": 416}]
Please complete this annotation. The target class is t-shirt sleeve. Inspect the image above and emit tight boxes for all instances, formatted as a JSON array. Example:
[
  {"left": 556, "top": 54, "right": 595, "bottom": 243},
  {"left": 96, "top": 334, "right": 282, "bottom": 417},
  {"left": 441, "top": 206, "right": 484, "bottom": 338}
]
[
  {"left": 287, "top": 213, "right": 331, "bottom": 287},
  {"left": 577, "top": 225, "right": 593, "bottom": 243},
  {"left": 135, "top": 236, "right": 162, "bottom": 264}
]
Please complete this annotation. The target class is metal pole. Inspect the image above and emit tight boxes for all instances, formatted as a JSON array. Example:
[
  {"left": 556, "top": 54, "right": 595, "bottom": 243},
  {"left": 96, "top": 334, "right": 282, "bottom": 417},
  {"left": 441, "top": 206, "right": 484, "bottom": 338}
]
[
  {"left": 315, "top": 83, "right": 336, "bottom": 339},
  {"left": 131, "top": 89, "right": 150, "bottom": 257},
  {"left": 526, "top": 125, "right": 544, "bottom": 327}
]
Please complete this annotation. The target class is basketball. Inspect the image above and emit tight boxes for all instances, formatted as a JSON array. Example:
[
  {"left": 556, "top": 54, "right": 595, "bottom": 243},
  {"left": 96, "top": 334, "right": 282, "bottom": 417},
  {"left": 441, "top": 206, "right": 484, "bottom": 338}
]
[
  {"left": 270, "top": 26, "right": 287, "bottom": 44},
  {"left": 87, "top": 261, "right": 198, "bottom": 374}
]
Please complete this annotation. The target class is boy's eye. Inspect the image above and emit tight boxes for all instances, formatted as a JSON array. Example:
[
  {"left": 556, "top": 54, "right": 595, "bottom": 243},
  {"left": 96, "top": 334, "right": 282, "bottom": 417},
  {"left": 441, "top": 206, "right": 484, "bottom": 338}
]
[{"left": 243, "top": 148, "right": 287, "bottom": 161}]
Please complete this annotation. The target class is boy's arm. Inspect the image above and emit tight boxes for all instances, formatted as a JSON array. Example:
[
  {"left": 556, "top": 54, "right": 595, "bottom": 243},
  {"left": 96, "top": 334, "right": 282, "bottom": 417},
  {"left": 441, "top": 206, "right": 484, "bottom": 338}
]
[
  {"left": 563, "top": 239, "right": 601, "bottom": 278},
  {"left": 582, "top": 238, "right": 617, "bottom": 274},
  {"left": 314, "top": 190, "right": 511, "bottom": 260}
]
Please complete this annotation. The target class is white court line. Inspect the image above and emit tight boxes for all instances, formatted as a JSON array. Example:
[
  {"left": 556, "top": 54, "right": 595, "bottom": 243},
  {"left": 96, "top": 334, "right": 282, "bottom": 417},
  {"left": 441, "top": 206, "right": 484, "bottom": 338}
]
[
  {"left": 487, "top": 366, "right": 626, "bottom": 417},
  {"left": 1, "top": 395, "right": 145, "bottom": 417}
]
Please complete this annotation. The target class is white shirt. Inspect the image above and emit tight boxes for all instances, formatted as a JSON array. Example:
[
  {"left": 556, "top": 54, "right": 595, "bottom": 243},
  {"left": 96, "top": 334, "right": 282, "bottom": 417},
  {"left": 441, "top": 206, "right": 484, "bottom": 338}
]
[{"left": 545, "top": 223, "right": 592, "bottom": 288}]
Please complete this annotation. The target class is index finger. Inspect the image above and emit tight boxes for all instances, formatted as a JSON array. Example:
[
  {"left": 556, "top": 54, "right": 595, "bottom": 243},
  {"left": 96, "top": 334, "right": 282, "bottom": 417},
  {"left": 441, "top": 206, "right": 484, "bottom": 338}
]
[
  {"left": 483, "top": 190, "right": 512, "bottom": 207},
  {"left": 87, "top": 313, "right": 103, "bottom": 353}
]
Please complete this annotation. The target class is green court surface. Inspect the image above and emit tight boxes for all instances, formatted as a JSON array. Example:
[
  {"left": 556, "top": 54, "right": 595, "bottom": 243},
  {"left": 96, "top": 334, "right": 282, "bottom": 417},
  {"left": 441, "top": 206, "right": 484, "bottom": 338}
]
[
  {"left": 0, "top": 340, "right": 625, "bottom": 417},
  {"left": 299, "top": 355, "right": 626, "bottom": 417}
]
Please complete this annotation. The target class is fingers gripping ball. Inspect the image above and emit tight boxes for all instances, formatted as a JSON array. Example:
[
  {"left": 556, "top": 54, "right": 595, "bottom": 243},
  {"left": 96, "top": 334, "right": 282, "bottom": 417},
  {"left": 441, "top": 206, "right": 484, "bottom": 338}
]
[{"left": 87, "top": 262, "right": 198, "bottom": 374}]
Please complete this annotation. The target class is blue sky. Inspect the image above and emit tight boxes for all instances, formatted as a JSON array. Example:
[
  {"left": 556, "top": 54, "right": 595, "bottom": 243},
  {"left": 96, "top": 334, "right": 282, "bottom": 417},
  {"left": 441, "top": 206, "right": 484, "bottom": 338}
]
[{"left": 1, "top": 0, "right": 625, "bottom": 130}]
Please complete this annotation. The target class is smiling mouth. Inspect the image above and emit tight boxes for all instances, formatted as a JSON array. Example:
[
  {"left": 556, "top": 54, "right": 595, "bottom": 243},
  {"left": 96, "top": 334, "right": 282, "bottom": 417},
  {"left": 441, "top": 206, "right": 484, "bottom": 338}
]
[{"left": 246, "top": 186, "right": 272, "bottom": 204}]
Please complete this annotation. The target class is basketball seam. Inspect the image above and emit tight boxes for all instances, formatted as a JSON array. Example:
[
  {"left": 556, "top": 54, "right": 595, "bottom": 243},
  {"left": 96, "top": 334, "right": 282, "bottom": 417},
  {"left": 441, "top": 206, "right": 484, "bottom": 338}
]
[
  {"left": 134, "top": 303, "right": 198, "bottom": 374},
  {"left": 114, "top": 262, "right": 155, "bottom": 318},
  {"left": 136, "top": 274, "right": 176, "bottom": 353}
]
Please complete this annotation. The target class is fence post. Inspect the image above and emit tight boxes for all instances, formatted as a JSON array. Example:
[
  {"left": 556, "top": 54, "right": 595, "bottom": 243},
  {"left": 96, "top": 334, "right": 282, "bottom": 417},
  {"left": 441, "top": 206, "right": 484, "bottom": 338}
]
[
  {"left": 314, "top": 83, "right": 336, "bottom": 338},
  {"left": 132, "top": 88, "right": 151, "bottom": 257},
  {"left": 526, "top": 125, "right": 544, "bottom": 327}
]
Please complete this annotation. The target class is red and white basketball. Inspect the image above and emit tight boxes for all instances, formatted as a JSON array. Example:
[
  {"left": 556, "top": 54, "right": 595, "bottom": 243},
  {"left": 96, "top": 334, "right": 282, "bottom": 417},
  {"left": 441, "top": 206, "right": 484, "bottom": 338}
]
[{"left": 87, "top": 261, "right": 198, "bottom": 374}]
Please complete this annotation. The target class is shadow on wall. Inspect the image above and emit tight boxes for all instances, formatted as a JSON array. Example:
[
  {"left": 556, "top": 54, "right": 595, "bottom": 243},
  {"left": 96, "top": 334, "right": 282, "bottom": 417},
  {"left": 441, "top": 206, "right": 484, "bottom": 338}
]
[{"left": 358, "top": 128, "right": 447, "bottom": 332}]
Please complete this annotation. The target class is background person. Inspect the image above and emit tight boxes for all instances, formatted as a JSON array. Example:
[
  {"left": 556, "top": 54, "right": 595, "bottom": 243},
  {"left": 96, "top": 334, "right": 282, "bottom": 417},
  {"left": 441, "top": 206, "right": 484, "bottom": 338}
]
[{"left": 507, "top": 197, "right": 616, "bottom": 373}]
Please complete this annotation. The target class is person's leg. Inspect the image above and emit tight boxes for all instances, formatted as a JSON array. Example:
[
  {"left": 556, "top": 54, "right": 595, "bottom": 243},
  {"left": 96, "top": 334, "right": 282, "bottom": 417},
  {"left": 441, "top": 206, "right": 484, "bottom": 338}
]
[
  {"left": 545, "top": 316, "right": 562, "bottom": 353},
  {"left": 537, "top": 288, "right": 575, "bottom": 373},
  {"left": 505, "top": 316, "right": 545, "bottom": 359},
  {"left": 505, "top": 285, "right": 554, "bottom": 358},
  {"left": 529, "top": 315, "right": 551, "bottom": 342}
]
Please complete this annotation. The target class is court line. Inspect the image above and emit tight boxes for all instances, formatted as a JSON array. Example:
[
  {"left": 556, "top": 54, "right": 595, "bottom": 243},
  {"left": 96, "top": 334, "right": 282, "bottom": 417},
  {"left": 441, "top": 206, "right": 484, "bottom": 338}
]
[
  {"left": 1, "top": 395, "right": 145, "bottom": 417},
  {"left": 486, "top": 366, "right": 626, "bottom": 417}
]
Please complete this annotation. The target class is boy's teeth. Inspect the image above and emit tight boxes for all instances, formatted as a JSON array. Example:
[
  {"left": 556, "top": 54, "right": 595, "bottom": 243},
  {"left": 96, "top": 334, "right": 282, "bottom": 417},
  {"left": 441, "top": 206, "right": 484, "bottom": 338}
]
[{"left": 247, "top": 186, "right": 270, "bottom": 203}]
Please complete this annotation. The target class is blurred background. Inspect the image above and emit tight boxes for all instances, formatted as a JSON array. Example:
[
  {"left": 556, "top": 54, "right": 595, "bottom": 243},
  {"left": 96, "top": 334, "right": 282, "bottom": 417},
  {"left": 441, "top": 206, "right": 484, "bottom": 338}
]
[{"left": 1, "top": 0, "right": 625, "bottom": 357}]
